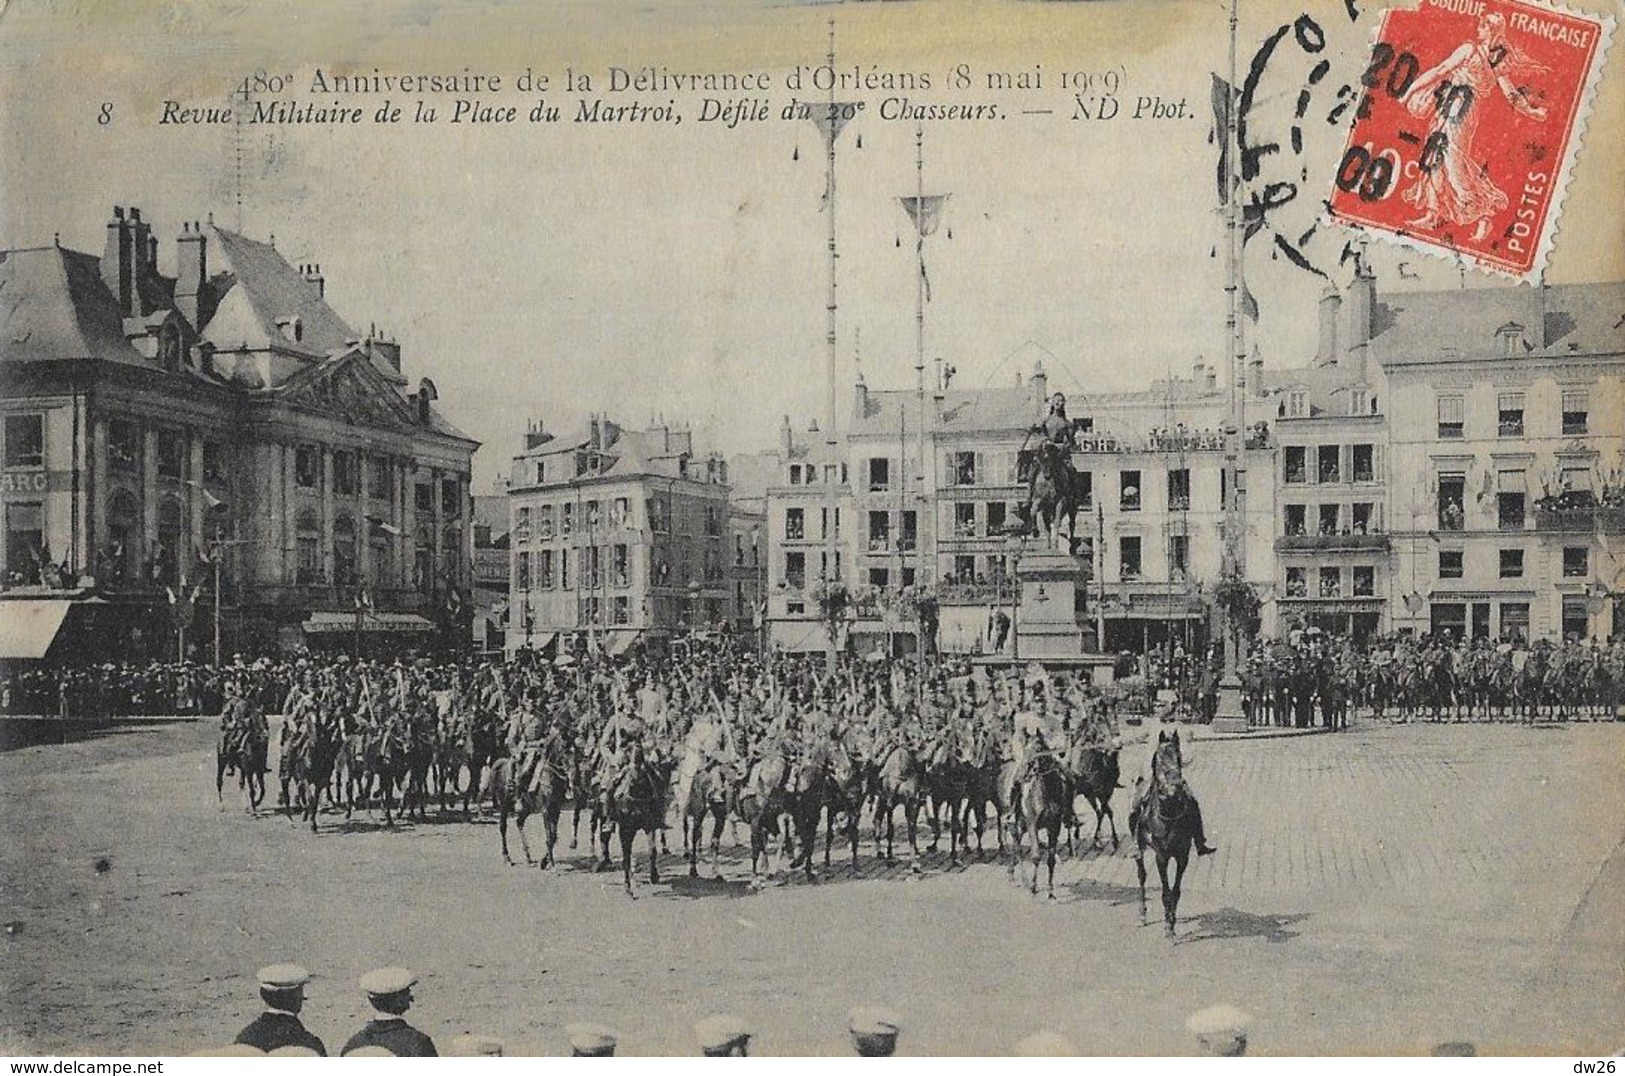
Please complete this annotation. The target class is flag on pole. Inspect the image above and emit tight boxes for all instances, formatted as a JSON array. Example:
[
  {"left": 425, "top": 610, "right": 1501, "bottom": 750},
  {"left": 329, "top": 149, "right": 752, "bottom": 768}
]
[
  {"left": 1241, "top": 281, "right": 1260, "bottom": 322},
  {"left": 899, "top": 195, "right": 949, "bottom": 237},
  {"left": 1210, "top": 73, "right": 1235, "bottom": 206}
]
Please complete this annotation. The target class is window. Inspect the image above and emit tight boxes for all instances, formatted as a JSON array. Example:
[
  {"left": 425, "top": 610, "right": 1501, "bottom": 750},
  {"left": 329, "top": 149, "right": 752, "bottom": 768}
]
[
  {"left": 536, "top": 504, "right": 554, "bottom": 539},
  {"left": 613, "top": 497, "right": 630, "bottom": 530},
  {"left": 1284, "top": 446, "right": 1307, "bottom": 484},
  {"left": 867, "top": 457, "right": 890, "bottom": 492},
  {"left": 4, "top": 502, "right": 43, "bottom": 584},
  {"left": 1562, "top": 595, "right": 1589, "bottom": 639},
  {"left": 1563, "top": 546, "right": 1589, "bottom": 578},
  {"left": 1352, "top": 502, "right": 1374, "bottom": 533},
  {"left": 1431, "top": 603, "right": 1467, "bottom": 638},
  {"left": 1317, "top": 445, "right": 1340, "bottom": 484},
  {"left": 156, "top": 429, "right": 187, "bottom": 481},
  {"left": 534, "top": 461, "right": 546, "bottom": 485},
  {"left": 1497, "top": 471, "right": 1526, "bottom": 530},
  {"left": 1167, "top": 468, "right": 1191, "bottom": 511},
  {"left": 1437, "top": 395, "right": 1464, "bottom": 439},
  {"left": 514, "top": 507, "right": 532, "bottom": 544},
  {"left": 333, "top": 451, "right": 357, "bottom": 496},
  {"left": 1438, "top": 549, "right": 1464, "bottom": 579},
  {"left": 1500, "top": 601, "right": 1530, "bottom": 642},
  {"left": 414, "top": 482, "right": 434, "bottom": 513},
  {"left": 900, "top": 511, "right": 917, "bottom": 550},
  {"left": 869, "top": 567, "right": 890, "bottom": 587},
  {"left": 1498, "top": 548, "right": 1524, "bottom": 579},
  {"left": 954, "top": 502, "right": 976, "bottom": 537},
  {"left": 952, "top": 554, "right": 976, "bottom": 582},
  {"left": 559, "top": 548, "right": 570, "bottom": 590},
  {"left": 785, "top": 507, "right": 805, "bottom": 540},
  {"left": 562, "top": 501, "right": 575, "bottom": 536},
  {"left": 1352, "top": 565, "right": 1375, "bottom": 596},
  {"left": 1078, "top": 471, "right": 1093, "bottom": 508},
  {"left": 368, "top": 456, "right": 392, "bottom": 499},
  {"left": 332, "top": 516, "right": 357, "bottom": 586},
  {"left": 203, "top": 441, "right": 228, "bottom": 485},
  {"left": 109, "top": 418, "right": 141, "bottom": 473},
  {"left": 1438, "top": 475, "right": 1466, "bottom": 531},
  {"left": 1352, "top": 444, "right": 1375, "bottom": 482},
  {"left": 1317, "top": 504, "right": 1339, "bottom": 535},
  {"left": 516, "top": 549, "right": 532, "bottom": 591},
  {"left": 441, "top": 478, "right": 462, "bottom": 517},
  {"left": 1349, "top": 388, "right": 1369, "bottom": 416},
  {"left": 584, "top": 545, "right": 602, "bottom": 589},
  {"left": 1497, "top": 392, "right": 1525, "bottom": 437},
  {"left": 1319, "top": 566, "right": 1341, "bottom": 597},
  {"left": 1561, "top": 389, "right": 1589, "bottom": 435},
  {"left": 788, "top": 464, "right": 802, "bottom": 485},
  {"left": 784, "top": 551, "right": 806, "bottom": 589},
  {"left": 295, "top": 447, "right": 320, "bottom": 489},
  {"left": 1560, "top": 467, "right": 1592, "bottom": 495},
  {"left": 824, "top": 464, "right": 840, "bottom": 484},
  {"left": 1285, "top": 566, "right": 1307, "bottom": 597},
  {"left": 1284, "top": 504, "right": 1307, "bottom": 536},
  {"left": 987, "top": 553, "right": 1008, "bottom": 580},
  {"left": 1119, "top": 535, "right": 1142, "bottom": 579},
  {"left": 1169, "top": 534, "right": 1190, "bottom": 574},
  {"left": 1286, "top": 390, "right": 1308, "bottom": 418},
  {"left": 3, "top": 415, "right": 44, "bottom": 469},
  {"left": 704, "top": 505, "right": 722, "bottom": 537},
  {"left": 612, "top": 596, "right": 630, "bottom": 626},
  {"left": 949, "top": 450, "right": 976, "bottom": 486},
  {"left": 868, "top": 511, "right": 890, "bottom": 550},
  {"left": 1120, "top": 470, "right": 1141, "bottom": 511},
  {"left": 613, "top": 544, "right": 629, "bottom": 587},
  {"left": 648, "top": 496, "right": 669, "bottom": 533},
  {"left": 986, "top": 501, "right": 1007, "bottom": 534},
  {"left": 295, "top": 509, "right": 322, "bottom": 584},
  {"left": 368, "top": 518, "right": 393, "bottom": 588}
]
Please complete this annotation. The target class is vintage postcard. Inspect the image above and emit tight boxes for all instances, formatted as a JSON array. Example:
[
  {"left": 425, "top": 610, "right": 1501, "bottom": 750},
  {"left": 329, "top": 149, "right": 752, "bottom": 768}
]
[{"left": 0, "top": 0, "right": 1621, "bottom": 1061}]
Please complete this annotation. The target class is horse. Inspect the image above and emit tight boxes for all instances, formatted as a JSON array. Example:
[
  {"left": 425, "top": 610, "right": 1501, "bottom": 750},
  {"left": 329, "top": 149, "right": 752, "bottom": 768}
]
[
  {"left": 1022, "top": 448, "right": 1088, "bottom": 552},
  {"left": 216, "top": 720, "right": 268, "bottom": 813},
  {"left": 731, "top": 746, "right": 792, "bottom": 886},
  {"left": 283, "top": 711, "right": 343, "bottom": 833},
  {"left": 484, "top": 726, "right": 570, "bottom": 868},
  {"left": 600, "top": 742, "right": 677, "bottom": 898},
  {"left": 676, "top": 720, "right": 736, "bottom": 879},
  {"left": 871, "top": 736, "right": 924, "bottom": 872},
  {"left": 1012, "top": 748, "right": 1071, "bottom": 899},
  {"left": 923, "top": 721, "right": 974, "bottom": 868},
  {"left": 1067, "top": 744, "right": 1122, "bottom": 851},
  {"left": 1130, "top": 729, "right": 1200, "bottom": 938}
]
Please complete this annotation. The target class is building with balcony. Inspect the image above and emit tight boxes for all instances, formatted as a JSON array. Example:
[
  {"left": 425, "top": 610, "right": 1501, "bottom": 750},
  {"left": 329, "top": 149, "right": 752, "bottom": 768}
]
[
  {"left": 1382, "top": 280, "right": 1625, "bottom": 642},
  {"left": 505, "top": 415, "right": 732, "bottom": 655},
  {"left": 0, "top": 206, "right": 478, "bottom": 663}
]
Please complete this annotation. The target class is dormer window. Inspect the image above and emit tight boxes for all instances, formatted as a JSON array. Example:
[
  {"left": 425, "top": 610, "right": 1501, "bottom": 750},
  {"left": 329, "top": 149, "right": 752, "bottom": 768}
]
[
  {"left": 415, "top": 378, "right": 438, "bottom": 425},
  {"left": 1348, "top": 388, "right": 1369, "bottom": 416},
  {"left": 1285, "top": 390, "right": 1308, "bottom": 418},
  {"left": 276, "top": 315, "right": 303, "bottom": 343}
]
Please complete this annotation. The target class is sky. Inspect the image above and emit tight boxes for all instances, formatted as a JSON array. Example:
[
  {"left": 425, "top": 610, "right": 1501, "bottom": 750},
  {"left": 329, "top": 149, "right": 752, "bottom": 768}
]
[{"left": 2, "top": 0, "right": 1621, "bottom": 493}]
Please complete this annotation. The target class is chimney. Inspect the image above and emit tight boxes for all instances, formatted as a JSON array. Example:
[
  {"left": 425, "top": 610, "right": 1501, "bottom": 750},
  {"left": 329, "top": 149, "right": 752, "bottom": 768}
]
[
  {"left": 1029, "top": 358, "right": 1048, "bottom": 404},
  {"left": 176, "top": 221, "right": 207, "bottom": 327},
  {"left": 127, "top": 208, "right": 151, "bottom": 279},
  {"left": 1248, "top": 348, "right": 1264, "bottom": 398},
  {"left": 853, "top": 371, "right": 869, "bottom": 419},
  {"left": 301, "top": 262, "right": 325, "bottom": 299},
  {"left": 1343, "top": 255, "right": 1375, "bottom": 379},
  {"left": 780, "top": 414, "right": 793, "bottom": 455},
  {"left": 1316, "top": 285, "right": 1342, "bottom": 368},
  {"left": 524, "top": 419, "right": 552, "bottom": 451},
  {"left": 589, "top": 415, "right": 602, "bottom": 449},
  {"left": 1205, "top": 366, "right": 1218, "bottom": 392},
  {"left": 101, "top": 207, "right": 133, "bottom": 316}
]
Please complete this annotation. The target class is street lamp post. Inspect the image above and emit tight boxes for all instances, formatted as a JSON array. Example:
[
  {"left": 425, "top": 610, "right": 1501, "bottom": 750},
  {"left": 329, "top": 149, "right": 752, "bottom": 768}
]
[{"left": 1004, "top": 533, "right": 1024, "bottom": 662}]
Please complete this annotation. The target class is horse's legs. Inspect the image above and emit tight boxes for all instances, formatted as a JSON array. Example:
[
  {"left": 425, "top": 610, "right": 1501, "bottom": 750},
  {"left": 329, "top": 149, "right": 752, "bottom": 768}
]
[
  {"left": 649, "top": 824, "right": 662, "bottom": 886},
  {"left": 1134, "top": 849, "right": 1149, "bottom": 925},
  {"left": 620, "top": 826, "right": 636, "bottom": 898},
  {"left": 498, "top": 801, "right": 514, "bottom": 865},
  {"left": 905, "top": 796, "right": 921, "bottom": 872},
  {"left": 515, "top": 804, "right": 537, "bottom": 867},
  {"left": 1045, "top": 821, "right": 1058, "bottom": 900},
  {"left": 709, "top": 805, "right": 725, "bottom": 878}
]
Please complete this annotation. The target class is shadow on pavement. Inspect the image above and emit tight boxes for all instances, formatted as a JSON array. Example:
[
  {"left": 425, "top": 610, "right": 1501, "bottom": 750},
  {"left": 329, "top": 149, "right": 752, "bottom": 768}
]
[
  {"left": 662, "top": 874, "right": 755, "bottom": 900},
  {"left": 0, "top": 718, "right": 175, "bottom": 752},
  {"left": 1180, "top": 905, "right": 1308, "bottom": 944}
]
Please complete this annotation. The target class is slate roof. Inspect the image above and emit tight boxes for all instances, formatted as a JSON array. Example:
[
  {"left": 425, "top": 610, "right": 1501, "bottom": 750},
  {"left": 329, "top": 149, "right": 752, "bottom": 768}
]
[
  {"left": 0, "top": 246, "right": 146, "bottom": 366},
  {"left": 200, "top": 226, "right": 357, "bottom": 357},
  {"left": 1373, "top": 281, "right": 1625, "bottom": 366}
]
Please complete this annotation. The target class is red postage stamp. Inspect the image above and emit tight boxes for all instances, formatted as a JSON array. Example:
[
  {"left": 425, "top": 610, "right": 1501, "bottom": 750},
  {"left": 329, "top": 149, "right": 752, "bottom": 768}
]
[{"left": 1327, "top": 0, "right": 1613, "bottom": 278}]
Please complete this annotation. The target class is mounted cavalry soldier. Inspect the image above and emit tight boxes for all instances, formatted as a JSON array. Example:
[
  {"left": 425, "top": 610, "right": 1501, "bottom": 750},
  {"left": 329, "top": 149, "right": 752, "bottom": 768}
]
[{"left": 219, "top": 678, "right": 268, "bottom": 778}]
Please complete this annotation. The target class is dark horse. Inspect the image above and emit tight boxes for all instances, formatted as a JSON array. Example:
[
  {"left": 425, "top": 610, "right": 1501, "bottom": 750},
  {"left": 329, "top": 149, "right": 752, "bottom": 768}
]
[
  {"left": 600, "top": 743, "right": 677, "bottom": 898},
  {"left": 217, "top": 722, "right": 267, "bottom": 813},
  {"left": 1012, "top": 748, "right": 1071, "bottom": 899},
  {"left": 485, "top": 727, "right": 571, "bottom": 868},
  {"left": 283, "top": 712, "right": 343, "bottom": 833},
  {"left": 1022, "top": 446, "right": 1089, "bottom": 552},
  {"left": 1130, "top": 730, "right": 1199, "bottom": 938}
]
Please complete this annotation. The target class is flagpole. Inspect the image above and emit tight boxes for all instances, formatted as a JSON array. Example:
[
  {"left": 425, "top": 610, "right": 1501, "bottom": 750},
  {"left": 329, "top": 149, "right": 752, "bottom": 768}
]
[
  {"left": 824, "top": 18, "right": 839, "bottom": 445},
  {"left": 1215, "top": 0, "right": 1247, "bottom": 724}
]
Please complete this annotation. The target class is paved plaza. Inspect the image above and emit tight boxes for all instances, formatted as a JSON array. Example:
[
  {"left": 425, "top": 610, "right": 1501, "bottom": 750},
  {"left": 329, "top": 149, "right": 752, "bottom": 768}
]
[{"left": 0, "top": 717, "right": 1619, "bottom": 1055}]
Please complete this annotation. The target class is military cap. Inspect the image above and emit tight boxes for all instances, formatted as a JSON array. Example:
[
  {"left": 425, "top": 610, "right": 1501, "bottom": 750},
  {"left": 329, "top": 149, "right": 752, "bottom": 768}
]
[
  {"left": 447, "top": 1034, "right": 506, "bottom": 1056},
  {"left": 268, "top": 1045, "right": 320, "bottom": 1057},
  {"left": 847, "top": 1007, "right": 902, "bottom": 1056},
  {"left": 256, "top": 963, "right": 311, "bottom": 990},
  {"left": 695, "top": 1014, "right": 752, "bottom": 1056},
  {"left": 565, "top": 1022, "right": 619, "bottom": 1056},
  {"left": 347, "top": 1046, "right": 396, "bottom": 1057},
  {"left": 1185, "top": 1004, "right": 1253, "bottom": 1056},
  {"left": 359, "top": 966, "right": 417, "bottom": 997},
  {"left": 1014, "top": 1030, "right": 1079, "bottom": 1056}
]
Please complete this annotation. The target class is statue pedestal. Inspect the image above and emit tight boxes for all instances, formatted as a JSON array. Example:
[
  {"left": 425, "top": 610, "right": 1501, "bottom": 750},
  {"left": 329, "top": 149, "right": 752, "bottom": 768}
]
[{"left": 1013, "top": 550, "right": 1085, "bottom": 661}]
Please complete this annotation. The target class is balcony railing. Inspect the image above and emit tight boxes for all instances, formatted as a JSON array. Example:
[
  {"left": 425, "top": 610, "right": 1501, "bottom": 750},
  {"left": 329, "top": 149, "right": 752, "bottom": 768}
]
[
  {"left": 938, "top": 582, "right": 1005, "bottom": 605},
  {"left": 1274, "top": 533, "right": 1391, "bottom": 552},
  {"left": 1535, "top": 505, "right": 1625, "bottom": 533}
]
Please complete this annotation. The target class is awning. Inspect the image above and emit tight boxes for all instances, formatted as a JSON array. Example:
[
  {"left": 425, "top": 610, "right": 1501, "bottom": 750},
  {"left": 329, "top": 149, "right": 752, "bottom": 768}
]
[
  {"left": 0, "top": 600, "right": 72, "bottom": 659},
  {"left": 605, "top": 631, "right": 642, "bottom": 656},
  {"left": 522, "top": 630, "right": 559, "bottom": 654},
  {"left": 303, "top": 611, "right": 435, "bottom": 635}
]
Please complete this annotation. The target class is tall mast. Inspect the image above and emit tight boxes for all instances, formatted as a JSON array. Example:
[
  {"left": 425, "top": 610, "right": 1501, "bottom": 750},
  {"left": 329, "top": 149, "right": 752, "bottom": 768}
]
[
  {"left": 824, "top": 18, "right": 839, "bottom": 445},
  {"left": 1215, "top": 0, "right": 1247, "bottom": 721},
  {"left": 913, "top": 127, "right": 926, "bottom": 595}
]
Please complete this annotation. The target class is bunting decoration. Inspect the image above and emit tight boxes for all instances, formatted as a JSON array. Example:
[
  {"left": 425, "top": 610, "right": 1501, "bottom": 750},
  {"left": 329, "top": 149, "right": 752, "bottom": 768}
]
[{"left": 899, "top": 194, "right": 949, "bottom": 237}]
